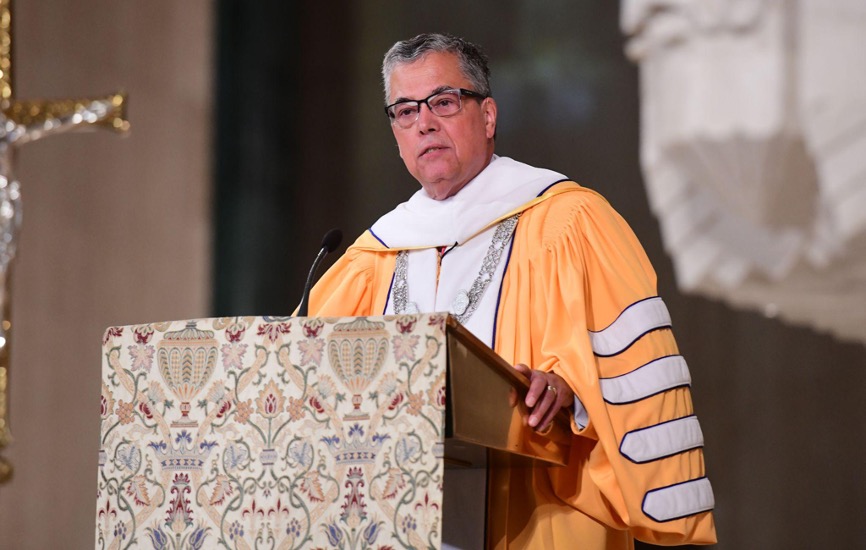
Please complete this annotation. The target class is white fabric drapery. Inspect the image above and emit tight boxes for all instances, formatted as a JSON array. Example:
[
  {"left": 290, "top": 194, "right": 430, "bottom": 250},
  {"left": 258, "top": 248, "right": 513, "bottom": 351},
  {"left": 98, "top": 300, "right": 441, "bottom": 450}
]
[{"left": 622, "top": 0, "right": 866, "bottom": 343}]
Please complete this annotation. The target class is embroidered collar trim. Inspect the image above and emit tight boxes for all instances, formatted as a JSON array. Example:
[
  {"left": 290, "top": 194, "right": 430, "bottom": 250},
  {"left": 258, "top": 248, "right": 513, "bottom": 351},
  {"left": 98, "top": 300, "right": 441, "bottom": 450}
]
[{"left": 392, "top": 214, "right": 521, "bottom": 324}]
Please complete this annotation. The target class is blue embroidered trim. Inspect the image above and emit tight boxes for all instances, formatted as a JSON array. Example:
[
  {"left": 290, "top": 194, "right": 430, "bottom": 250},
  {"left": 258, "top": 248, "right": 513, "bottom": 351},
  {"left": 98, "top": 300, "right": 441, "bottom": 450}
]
[
  {"left": 491, "top": 223, "right": 518, "bottom": 349},
  {"left": 536, "top": 178, "right": 571, "bottom": 197},
  {"left": 369, "top": 229, "right": 389, "bottom": 248}
]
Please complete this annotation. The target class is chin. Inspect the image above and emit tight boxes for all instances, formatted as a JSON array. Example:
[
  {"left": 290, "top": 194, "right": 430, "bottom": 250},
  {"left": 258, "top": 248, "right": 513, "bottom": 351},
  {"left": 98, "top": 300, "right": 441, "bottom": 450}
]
[
  {"left": 423, "top": 188, "right": 448, "bottom": 201},
  {"left": 418, "top": 174, "right": 449, "bottom": 195},
  {"left": 420, "top": 183, "right": 451, "bottom": 200},
  {"left": 424, "top": 182, "right": 465, "bottom": 201}
]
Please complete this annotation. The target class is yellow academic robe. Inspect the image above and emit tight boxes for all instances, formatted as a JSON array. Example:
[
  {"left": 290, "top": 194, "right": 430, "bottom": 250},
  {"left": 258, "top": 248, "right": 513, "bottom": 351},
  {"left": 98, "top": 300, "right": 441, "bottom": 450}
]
[{"left": 309, "top": 182, "right": 717, "bottom": 548}]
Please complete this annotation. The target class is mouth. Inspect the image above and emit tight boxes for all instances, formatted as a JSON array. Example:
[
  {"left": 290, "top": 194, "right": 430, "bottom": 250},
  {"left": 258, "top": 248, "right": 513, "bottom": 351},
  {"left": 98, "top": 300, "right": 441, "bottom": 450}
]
[{"left": 419, "top": 146, "right": 447, "bottom": 158}]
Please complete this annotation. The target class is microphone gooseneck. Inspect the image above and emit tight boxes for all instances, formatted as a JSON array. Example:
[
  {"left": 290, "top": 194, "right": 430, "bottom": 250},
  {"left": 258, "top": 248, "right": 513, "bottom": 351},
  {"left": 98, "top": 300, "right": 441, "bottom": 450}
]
[{"left": 297, "top": 228, "right": 343, "bottom": 317}]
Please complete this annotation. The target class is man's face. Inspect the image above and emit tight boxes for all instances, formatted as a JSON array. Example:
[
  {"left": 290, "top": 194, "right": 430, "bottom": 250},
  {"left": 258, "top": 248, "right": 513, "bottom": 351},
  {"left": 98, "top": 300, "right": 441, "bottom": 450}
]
[{"left": 388, "top": 52, "right": 497, "bottom": 200}]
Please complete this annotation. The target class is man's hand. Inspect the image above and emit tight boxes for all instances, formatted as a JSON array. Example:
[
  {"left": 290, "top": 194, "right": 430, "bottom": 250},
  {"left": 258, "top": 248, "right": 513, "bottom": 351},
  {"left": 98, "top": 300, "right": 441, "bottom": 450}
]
[{"left": 513, "top": 363, "right": 572, "bottom": 432}]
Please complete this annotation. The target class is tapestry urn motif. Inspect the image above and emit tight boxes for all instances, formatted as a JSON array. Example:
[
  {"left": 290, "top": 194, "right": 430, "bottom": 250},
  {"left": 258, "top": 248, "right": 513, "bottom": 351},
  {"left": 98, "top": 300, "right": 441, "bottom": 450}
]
[
  {"left": 156, "top": 321, "right": 218, "bottom": 428},
  {"left": 326, "top": 317, "right": 389, "bottom": 420}
]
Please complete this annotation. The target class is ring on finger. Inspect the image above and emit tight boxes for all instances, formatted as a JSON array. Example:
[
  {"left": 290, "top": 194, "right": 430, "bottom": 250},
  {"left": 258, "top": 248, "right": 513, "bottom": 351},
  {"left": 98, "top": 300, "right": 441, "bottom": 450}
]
[{"left": 546, "top": 384, "right": 557, "bottom": 395}]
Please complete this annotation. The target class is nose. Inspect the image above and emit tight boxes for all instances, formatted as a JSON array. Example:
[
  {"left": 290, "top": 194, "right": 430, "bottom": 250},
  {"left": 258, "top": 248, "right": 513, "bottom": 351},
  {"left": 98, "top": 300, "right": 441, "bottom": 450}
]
[{"left": 417, "top": 102, "right": 439, "bottom": 134}]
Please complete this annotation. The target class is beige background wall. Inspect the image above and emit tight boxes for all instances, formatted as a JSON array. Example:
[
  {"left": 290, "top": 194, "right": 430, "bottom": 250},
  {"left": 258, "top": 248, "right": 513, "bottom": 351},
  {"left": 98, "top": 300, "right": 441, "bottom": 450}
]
[{"left": 0, "top": 2, "right": 212, "bottom": 548}]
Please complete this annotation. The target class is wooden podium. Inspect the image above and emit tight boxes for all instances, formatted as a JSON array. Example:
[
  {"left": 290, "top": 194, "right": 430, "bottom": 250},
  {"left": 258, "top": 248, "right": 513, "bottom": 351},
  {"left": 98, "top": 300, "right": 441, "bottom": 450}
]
[{"left": 96, "top": 314, "right": 570, "bottom": 549}]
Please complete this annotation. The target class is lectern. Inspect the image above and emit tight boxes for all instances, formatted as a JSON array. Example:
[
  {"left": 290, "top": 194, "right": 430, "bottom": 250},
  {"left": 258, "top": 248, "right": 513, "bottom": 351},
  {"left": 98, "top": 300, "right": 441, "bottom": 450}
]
[{"left": 96, "top": 314, "right": 570, "bottom": 548}]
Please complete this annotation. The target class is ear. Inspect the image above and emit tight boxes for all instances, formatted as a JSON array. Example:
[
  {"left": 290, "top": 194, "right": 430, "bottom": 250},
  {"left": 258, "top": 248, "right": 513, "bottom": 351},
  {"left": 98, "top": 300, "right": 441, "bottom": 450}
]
[{"left": 482, "top": 97, "right": 497, "bottom": 139}]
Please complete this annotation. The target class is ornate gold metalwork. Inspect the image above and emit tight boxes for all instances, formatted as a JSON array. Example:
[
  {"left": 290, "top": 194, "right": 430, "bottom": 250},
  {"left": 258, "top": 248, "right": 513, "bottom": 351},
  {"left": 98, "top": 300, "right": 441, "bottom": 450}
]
[
  {"left": 5, "top": 94, "right": 129, "bottom": 132},
  {"left": 0, "top": 0, "right": 130, "bottom": 485}
]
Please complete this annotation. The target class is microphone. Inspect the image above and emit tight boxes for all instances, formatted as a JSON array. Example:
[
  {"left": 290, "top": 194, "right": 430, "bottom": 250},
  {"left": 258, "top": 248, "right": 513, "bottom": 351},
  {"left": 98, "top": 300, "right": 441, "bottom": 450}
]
[{"left": 297, "top": 228, "right": 343, "bottom": 317}]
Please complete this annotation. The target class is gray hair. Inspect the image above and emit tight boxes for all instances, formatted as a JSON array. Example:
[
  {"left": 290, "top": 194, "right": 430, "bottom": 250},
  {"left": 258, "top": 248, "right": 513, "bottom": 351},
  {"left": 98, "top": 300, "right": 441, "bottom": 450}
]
[{"left": 382, "top": 33, "right": 491, "bottom": 104}]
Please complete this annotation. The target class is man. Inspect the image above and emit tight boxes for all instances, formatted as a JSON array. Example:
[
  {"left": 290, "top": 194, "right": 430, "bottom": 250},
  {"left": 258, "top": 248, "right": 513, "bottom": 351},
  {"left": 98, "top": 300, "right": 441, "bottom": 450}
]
[{"left": 311, "top": 33, "right": 717, "bottom": 548}]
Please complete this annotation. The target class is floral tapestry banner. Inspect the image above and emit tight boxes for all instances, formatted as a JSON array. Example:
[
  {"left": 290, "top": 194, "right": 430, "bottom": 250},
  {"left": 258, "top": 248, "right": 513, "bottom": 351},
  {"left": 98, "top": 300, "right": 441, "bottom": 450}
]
[{"left": 97, "top": 314, "right": 449, "bottom": 549}]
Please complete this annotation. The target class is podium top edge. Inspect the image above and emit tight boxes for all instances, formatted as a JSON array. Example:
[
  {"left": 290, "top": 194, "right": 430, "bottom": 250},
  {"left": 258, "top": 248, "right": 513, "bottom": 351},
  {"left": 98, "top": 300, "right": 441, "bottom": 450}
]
[{"left": 102, "top": 312, "right": 456, "bottom": 332}]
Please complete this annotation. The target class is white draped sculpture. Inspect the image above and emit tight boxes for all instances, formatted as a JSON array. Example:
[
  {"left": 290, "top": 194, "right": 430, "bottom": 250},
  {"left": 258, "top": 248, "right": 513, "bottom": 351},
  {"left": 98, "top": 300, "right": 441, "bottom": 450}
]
[{"left": 622, "top": 0, "right": 866, "bottom": 343}]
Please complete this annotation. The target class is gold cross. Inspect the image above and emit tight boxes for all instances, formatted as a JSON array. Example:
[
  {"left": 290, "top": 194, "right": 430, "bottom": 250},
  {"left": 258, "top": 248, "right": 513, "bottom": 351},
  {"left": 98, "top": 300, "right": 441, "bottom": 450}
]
[{"left": 0, "top": 0, "right": 129, "bottom": 485}]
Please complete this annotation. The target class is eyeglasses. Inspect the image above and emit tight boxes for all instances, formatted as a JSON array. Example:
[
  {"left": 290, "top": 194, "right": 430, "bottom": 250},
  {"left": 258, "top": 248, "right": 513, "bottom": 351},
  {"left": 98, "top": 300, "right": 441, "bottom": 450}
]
[{"left": 385, "top": 88, "right": 488, "bottom": 129}]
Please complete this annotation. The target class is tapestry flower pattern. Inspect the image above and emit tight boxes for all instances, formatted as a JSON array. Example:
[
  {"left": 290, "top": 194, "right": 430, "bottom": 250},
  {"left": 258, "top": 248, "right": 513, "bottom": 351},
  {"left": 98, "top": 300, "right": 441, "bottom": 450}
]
[{"left": 97, "top": 314, "right": 448, "bottom": 549}]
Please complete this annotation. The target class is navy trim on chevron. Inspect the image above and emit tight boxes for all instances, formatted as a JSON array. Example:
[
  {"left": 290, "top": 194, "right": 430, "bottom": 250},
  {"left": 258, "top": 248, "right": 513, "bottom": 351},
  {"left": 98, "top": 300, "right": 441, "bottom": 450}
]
[
  {"left": 600, "top": 355, "right": 691, "bottom": 405},
  {"left": 642, "top": 477, "right": 715, "bottom": 523},
  {"left": 589, "top": 297, "right": 671, "bottom": 357},
  {"left": 620, "top": 415, "right": 704, "bottom": 464}
]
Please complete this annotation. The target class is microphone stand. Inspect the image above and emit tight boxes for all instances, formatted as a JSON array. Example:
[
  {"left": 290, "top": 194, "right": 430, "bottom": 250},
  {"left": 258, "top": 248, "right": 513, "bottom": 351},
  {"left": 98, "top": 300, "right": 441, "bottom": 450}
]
[{"left": 297, "top": 228, "right": 342, "bottom": 317}]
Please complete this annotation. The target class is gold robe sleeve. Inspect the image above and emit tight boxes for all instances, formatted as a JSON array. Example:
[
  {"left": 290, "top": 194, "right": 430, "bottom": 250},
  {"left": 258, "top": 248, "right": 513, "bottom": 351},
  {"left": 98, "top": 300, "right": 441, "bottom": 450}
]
[{"left": 493, "top": 186, "right": 717, "bottom": 547}]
